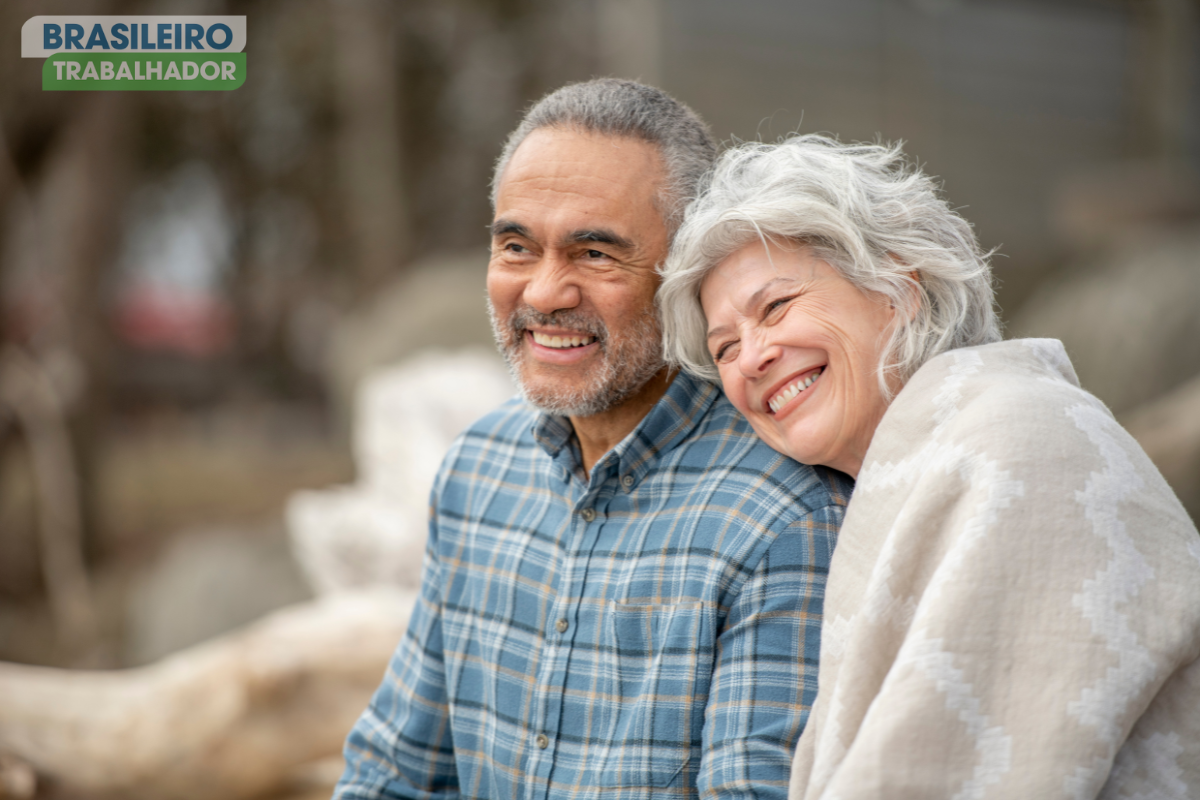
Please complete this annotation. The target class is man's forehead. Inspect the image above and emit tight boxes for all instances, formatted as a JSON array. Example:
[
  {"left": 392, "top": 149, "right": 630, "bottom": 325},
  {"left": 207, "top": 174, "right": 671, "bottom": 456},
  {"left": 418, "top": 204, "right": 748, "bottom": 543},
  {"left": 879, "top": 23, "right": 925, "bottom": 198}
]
[
  {"left": 490, "top": 127, "right": 672, "bottom": 260},
  {"left": 498, "top": 128, "right": 665, "bottom": 194}
]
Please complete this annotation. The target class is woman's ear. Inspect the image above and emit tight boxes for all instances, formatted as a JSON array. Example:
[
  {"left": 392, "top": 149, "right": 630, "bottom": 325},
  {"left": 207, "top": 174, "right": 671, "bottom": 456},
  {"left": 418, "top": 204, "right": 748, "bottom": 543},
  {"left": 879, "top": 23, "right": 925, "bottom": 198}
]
[
  {"left": 889, "top": 269, "right": 923, "bottom": 325},
  {"left": 897, "top": 268, "right": 921, "bottom": 321},
  {"left": 880, "top": 253, "right": 923, "bottom": 324}
]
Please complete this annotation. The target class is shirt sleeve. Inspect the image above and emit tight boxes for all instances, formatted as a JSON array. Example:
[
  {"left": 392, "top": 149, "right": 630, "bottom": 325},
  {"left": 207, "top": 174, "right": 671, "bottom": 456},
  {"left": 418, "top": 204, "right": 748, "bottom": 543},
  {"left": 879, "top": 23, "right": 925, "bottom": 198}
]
[
  {"left": 698, "top": 501, "right": 843, "bottom": 800},
  {"left": 334, "top": 524, "right": 460, "bottom": 799}
]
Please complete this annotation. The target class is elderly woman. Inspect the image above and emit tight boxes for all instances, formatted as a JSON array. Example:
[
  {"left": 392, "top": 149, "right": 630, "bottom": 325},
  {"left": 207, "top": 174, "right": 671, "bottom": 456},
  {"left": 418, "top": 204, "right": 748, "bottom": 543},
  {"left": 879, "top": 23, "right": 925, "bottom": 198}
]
[{"left": 658, "top": 135, "right": 1200, "bottom": 799}]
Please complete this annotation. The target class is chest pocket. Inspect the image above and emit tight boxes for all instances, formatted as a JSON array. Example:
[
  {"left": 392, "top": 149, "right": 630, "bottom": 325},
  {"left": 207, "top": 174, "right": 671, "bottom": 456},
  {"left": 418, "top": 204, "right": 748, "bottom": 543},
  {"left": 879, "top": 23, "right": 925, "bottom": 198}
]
[{"left": 601, "top": 599, "right": 717, "bottom": 789}]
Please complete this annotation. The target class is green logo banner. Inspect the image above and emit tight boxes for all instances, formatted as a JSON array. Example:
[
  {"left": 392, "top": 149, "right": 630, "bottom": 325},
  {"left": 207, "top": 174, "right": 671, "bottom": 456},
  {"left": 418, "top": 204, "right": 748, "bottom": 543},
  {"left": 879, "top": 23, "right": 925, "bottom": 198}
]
[{"left": 43, "top": 52, "right": 245, "bottom": 90}]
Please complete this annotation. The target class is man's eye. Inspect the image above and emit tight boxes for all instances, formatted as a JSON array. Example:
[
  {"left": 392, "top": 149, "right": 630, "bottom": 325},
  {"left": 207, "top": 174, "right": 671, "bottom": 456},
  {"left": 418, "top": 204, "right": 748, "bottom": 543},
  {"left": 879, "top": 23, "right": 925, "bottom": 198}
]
[{"left": 585, "top": 249, "right": 606, "bottom": 259}]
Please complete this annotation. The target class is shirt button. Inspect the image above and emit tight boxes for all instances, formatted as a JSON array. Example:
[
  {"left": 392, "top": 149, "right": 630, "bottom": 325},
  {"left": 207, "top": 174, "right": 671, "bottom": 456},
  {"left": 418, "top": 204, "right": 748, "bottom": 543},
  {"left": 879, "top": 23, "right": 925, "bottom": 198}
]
[
  {"left": 536, "top": 734, "right": 549, "bottom": 749},
  {"left": 581, "top": 508, "right": 596, "bottom": 522},
  {"left": 555, "top": 618, "right": 569, "bottom": 633},
  {"left": 621, "top": 474, "right": 634, "bottom": 489}
]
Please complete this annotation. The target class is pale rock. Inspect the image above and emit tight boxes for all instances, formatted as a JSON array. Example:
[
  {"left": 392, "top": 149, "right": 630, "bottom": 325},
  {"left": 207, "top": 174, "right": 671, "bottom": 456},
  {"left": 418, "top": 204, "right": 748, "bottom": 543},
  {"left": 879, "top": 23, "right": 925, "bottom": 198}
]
[{"left": 289, "top": 348, "right": 514, "bottom": 595}]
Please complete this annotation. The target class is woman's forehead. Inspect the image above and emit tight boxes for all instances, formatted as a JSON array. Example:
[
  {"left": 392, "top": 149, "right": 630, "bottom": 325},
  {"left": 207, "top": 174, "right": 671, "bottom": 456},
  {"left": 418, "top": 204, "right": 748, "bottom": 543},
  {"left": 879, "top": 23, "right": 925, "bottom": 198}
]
[{"left": 703, "top": 243, "right": 822, "bottom": 303}]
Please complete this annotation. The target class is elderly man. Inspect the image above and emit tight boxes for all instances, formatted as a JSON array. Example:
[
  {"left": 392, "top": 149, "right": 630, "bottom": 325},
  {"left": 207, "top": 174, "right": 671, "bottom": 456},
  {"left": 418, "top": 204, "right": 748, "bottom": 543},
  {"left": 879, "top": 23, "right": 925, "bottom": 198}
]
[{"left": 335, "top": 79, "right": 851, "bottom": 799}]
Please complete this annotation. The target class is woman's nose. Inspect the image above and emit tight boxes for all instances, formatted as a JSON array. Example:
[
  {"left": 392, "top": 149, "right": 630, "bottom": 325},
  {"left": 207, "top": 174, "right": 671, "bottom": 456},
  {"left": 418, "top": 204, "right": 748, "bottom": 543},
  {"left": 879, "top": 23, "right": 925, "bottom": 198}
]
[
  {"left": 739, "top": 337, "right": 779, "bottom": 377},
  {"left": 523, "top": 257, "right": 581, "bottom": 314}
]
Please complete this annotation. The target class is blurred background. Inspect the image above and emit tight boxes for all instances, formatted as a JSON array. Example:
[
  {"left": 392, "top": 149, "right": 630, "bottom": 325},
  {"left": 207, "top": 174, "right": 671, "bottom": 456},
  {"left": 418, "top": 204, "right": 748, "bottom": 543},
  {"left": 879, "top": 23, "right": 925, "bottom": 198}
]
[{"left": 1, "top": 0, "right": 1198, "bottom": 797}]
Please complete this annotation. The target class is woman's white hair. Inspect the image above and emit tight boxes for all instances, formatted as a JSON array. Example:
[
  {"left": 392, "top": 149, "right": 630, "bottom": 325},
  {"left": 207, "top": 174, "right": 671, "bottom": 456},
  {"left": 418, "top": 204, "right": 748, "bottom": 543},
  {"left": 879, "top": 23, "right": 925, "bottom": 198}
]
[{"left": 658, "top": 134, "right": 1001, "bottom": 395}]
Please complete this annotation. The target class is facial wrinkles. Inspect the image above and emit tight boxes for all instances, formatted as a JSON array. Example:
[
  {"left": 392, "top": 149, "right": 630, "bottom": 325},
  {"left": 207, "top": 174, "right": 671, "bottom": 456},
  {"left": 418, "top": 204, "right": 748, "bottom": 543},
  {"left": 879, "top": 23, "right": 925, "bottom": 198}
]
[
  {"left": 785, "top": 296, "right": 890, "bottom": 470},
  {"left": 488, "top": 130, "right": 671, "bottom": 420},
  {"left": 488, "top": 300, "right": 665, "bottom": 418},
  {"left": 772, "top": 291, "right": 851, "bottom": 377},
  {"left": 700, "top": 237, "right": 902, "bottom": 478},
  {"left": 510, "top": 157, "right": 653, "bottom": 222}
]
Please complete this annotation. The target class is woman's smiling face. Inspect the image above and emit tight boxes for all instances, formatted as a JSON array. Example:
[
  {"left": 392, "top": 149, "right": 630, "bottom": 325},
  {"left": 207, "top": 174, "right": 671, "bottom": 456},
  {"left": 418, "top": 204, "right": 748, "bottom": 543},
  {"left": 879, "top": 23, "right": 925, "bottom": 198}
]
[{"left": 700, "top": 239, "right": 898, "bottom": 478}]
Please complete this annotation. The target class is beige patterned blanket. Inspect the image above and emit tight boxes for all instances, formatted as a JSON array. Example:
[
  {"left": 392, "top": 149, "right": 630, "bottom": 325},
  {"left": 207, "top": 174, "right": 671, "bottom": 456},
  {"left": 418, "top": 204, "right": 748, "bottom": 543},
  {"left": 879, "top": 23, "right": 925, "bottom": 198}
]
[{"left": 789, "top": 339, "right": 1200, "bottom": 800}]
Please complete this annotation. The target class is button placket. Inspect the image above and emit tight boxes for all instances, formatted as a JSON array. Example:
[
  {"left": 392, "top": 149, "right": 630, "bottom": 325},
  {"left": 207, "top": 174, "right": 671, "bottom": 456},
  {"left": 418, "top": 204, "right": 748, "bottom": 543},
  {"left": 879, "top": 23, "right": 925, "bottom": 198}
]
[{"left": 532, "top": 495, "right": 594, "bottom": 796}]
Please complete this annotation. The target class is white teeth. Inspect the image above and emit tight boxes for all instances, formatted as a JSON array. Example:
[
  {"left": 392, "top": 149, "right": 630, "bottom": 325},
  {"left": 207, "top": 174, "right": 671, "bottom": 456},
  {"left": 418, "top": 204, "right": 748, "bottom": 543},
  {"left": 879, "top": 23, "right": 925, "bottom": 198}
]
[
  {"left": 768, "top": 369, "right": 823, "bottom": 413},
  {"left": 532, "top": 331, "right": 596, "bottom": 349}
]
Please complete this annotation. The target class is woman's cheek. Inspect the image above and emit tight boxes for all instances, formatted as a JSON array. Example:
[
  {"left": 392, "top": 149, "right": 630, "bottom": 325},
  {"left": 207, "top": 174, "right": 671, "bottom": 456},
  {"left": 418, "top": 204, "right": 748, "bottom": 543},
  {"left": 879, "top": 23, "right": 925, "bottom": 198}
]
[{"left": 720, "top": 373, "right": 753, "bottom": 419}]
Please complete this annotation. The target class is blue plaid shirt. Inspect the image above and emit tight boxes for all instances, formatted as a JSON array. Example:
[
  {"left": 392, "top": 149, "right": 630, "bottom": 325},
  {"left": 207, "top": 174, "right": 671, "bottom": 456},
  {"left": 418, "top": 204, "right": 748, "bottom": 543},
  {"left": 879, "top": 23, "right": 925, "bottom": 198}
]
[{"left": 336, "top": 372, "right": 851, "bottom": 800}]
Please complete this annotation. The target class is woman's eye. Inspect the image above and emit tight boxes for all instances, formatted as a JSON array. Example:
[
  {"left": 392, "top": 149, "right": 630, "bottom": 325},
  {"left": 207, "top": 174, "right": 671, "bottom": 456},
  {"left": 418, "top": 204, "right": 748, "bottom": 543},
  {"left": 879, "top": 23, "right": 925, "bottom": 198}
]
[
  {"left": 766, "top": 295, "right": 796, "bottom": 315},
  {"left": 714, "top": 342, "right": 738, "bottom": 363}
]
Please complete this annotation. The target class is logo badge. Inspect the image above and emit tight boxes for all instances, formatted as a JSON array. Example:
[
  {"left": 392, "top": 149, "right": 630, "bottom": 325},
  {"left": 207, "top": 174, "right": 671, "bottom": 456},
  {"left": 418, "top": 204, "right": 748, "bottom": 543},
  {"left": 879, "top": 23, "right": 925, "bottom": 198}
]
[{"left": 22, "top": 16, "right": 247, "bottom": 91}]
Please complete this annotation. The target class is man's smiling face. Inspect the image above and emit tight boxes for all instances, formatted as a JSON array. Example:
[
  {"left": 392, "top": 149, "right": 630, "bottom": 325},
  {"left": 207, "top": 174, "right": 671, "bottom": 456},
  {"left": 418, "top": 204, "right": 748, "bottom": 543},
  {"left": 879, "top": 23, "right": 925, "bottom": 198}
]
[{"left": 487, "top": 127, "right": 670, "bottom": 418}]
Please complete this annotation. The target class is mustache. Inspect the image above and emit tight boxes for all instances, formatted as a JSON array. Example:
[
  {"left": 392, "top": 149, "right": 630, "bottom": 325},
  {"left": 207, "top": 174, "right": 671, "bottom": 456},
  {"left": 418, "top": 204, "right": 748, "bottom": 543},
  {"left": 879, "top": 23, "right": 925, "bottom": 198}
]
[{"left": 507, "top": 306, "right": 609, "bottom": 343}]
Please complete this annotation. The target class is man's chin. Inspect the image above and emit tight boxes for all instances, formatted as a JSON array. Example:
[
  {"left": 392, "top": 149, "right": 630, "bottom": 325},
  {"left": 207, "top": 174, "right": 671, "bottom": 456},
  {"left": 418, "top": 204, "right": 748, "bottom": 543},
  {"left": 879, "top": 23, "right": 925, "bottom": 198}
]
[
  {"left": 516, "top": 362, "right": 666, "bottom": 419},
  {"left": 494, "top": 315, "right": 667, "bottom": 419},
  {"left": 516, "top": 376, "right": 609, "bottom": 418}
]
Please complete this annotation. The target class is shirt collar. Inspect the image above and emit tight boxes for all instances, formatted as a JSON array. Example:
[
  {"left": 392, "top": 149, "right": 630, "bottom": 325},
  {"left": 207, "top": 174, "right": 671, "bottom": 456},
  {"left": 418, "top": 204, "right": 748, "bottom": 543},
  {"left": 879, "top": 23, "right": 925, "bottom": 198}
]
[{"left": 533, "top": 371, "right": 719, "bottom": 484}]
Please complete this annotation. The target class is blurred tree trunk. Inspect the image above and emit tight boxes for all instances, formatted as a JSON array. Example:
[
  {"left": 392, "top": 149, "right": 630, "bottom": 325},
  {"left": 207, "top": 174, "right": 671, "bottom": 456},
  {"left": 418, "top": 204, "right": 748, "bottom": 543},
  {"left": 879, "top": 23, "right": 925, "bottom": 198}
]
[
  {"left": 31, "top": 92, "right": 132, "bottom": 572},
  {"left": 1129, "top": 0, "right": 1198, "bottom": 162},
  {"left": 0, "top": 346, "right": 94, "bottom": 651},
  {"left": 596, "top": 0, "right": 663, "bottom": 85},
  {"left": 332, "top": 0, "right": 412, "bottom": 292},
  {"left": 0, "top": 85, "right": 132, "bottom": 662}
]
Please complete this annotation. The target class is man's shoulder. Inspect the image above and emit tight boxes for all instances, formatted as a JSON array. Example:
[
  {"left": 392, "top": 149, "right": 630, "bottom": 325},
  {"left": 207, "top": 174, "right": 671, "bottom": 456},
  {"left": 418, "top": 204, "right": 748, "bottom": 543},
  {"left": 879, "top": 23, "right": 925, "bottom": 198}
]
[
  {"left": 672, "top": 391, "right": 853, "bottom": 515},
  {"left": 457, "top": 394, "right": 537, "bottom": 444},
  {"left": 438, "top": 395, "right": 539, "bottom": 466}
]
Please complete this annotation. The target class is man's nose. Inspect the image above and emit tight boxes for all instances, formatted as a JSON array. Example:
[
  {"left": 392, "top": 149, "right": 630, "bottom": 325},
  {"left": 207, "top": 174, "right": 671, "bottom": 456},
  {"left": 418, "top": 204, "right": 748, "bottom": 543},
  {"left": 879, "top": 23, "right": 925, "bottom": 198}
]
[{"left": 523, "top": 256, "right": 581, "bottom": 314}]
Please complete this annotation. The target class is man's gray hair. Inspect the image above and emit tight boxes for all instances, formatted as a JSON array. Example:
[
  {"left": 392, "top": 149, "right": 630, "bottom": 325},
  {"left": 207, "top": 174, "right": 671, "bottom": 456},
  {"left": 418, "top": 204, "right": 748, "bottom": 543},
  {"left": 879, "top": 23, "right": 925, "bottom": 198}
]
[
  {"left": 659, "top": 134, "right": 1002, "bottom": 395},
  {"left": 491, "top": 78, "right": 716, "bottom": 235}
]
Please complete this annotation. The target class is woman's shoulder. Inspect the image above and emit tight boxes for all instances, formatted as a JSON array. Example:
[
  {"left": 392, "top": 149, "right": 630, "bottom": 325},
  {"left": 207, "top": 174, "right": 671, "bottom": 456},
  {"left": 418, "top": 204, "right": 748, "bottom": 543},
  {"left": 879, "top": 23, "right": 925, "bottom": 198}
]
[
  {"left": 865, "top": 338, "right": 1197, "bottom": 546},
  {"left": 910, "top": 337, "right": 1082, "bottom": 397},
  {"left": 891, "top": 338, "right": 1102, "bottom": 445}
]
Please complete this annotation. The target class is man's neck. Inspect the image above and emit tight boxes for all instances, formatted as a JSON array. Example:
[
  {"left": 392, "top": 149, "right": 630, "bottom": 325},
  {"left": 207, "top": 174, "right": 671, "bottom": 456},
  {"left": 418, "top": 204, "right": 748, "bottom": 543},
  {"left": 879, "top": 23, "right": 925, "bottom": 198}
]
[{"left": 569, "top": 367, "right": 676, "bottom": 475}]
